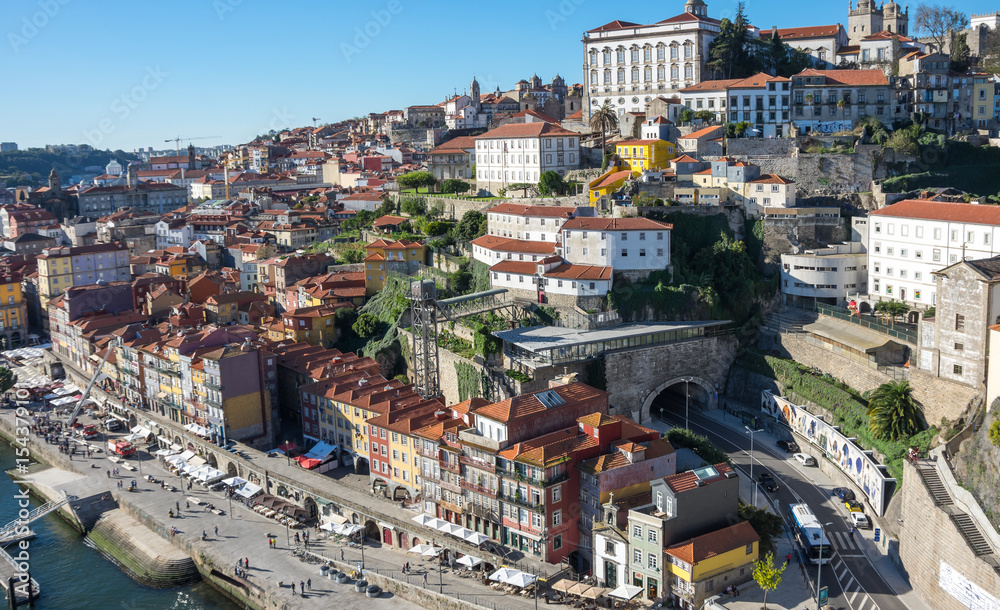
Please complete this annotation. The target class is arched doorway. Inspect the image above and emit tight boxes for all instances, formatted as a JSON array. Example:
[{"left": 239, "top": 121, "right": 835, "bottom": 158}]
[
  {"left": 382, "top": 527, "right": 393, "bottom": 545},
  {"left": 174, "top": 435, "right": 182, "bottom": 446},
  {"left": 10, "top": 332, "right": 22, "bottom": 348},
  {"left": 399, "top": 532, "right": 409, "bottom": 550},
  {"left": 207, "top": 453, "right": 218, "bottom": 468},
  {"left": 364, "top": 520, "right": 379, "bottom": 542},
  {"left": 227, "top": 462, "right": 237, "bottom": 477},
  {"left": 303, "top": 497, "right": 317, "bottom": 520},
  {"left": 641, "top": 376, "right": 717, "bottom": 425},
  {"left": 411, "top": 537, "right": 420, "bottom": 547},
  {"left": 128, "top": 413, "right": 138, "bottom": 427}
]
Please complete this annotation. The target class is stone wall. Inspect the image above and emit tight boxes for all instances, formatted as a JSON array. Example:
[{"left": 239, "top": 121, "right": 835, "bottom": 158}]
[
  {"left": 398, "top": 328, "right": 484, "bottom": 406},
  {"left": 907, "top": 370, "right": 981, "bottom": 429},
  {"left": 725, "top": 138, "right": 796, "bottom": 157},
  {"left": 727, "top": 145, "right": 884, "bottom": 194},
  {"left": 604, "top": 334, "right": 738, "bottom": 423},
  {"left": 770, "top": 333, "right": 892, "bottom": 394},
  {"left": 898, "top": 458, "right": 1000, "bottom": 610}
]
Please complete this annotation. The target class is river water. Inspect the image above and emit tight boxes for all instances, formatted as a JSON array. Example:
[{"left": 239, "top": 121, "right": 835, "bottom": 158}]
[{"left": 0, "top": 440, "right": 237, "bottom": 610}]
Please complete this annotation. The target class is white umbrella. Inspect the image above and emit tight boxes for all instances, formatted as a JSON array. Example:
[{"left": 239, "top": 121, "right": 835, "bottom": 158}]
[
  {"left": 505, "top": 572, "right": 537, "bottom": 588},
  {"left": 608, "top": 584, "right": 643, "bottom": 600},
  {"left": 411, "top": 513, "right": 434, "bottom": 526},
  {"left": 336, "top": 524, "right": 363, "bottom": 536},
  {"left": 444, "top": 523, "right": 466, "bottom": 536},
  {"left": 489, "top": 567, "right": 521, "bottom": 582},
  {"left": 427, "top": 517, "right": 450, "bottom": 531},
  {"left": 408, "top": 544, "right": 432, "bottom": 555},
  {"left": 464, "top": 531, "right": 490, "bottom": 546},
  {"left": 421, "top": 545, "right": 443, "bottom": 557},
  {"left": 320, "top": 523, "right": 336, "bottom": 532},
  {"left": 456, "top": 555, "right": 482, "bottom": 568}
]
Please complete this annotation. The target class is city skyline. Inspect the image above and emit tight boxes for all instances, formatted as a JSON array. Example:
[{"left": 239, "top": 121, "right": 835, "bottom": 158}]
[{"left": 3, "top": 0, "right": 994, "bottom": 151}]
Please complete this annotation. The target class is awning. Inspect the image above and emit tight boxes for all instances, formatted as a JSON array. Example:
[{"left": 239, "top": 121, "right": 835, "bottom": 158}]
[
  {"left": 550, "top": 579, "right": 574, "bottom": 594},
  {"left": 235, "top": 482, "right": 262, "bottom": 498},
  {"left": 326, "top": 513, "right": 348, "bottom": 525},
  {"left": 412, "top": 514, "right": 435, "bottom": 527},
  {"left": 154, "top": 448, "right": 179, "bottom": 456},
  {"left": 178, "top": 450, "right": 195, "bottom": 461},
  {"left": 221, "top": 477, "right": 247, "bottom": 488},
  {"left": 456, "top": 555, "right": 482, "bottom": 568},
  {"left": 187, "top": 456, "right": 207, "bottom": 467},
  {"left": 464, "top": 531, "right": 490, "bottom": 546},
  {"left": 489, "top": 568, "right": 521, "bottom": 583},
  {"left": 608, "top": 584, "right": 643, "bottom": 600},
  {"left": 582, "top": 587, "right": 607, "bottom": 600},
  {"left": 314, "top": 497, "right": 332, "bottom": 506},
  {"left": 156, "top": 392, "right": 168, "bottom": 399},
  {"left": 505, "top": 572, "right": 536, "bottom": 588}
]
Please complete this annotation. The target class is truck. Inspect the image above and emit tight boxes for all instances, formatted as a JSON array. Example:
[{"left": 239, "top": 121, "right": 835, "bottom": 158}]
[
  {"left": 78, "top": 424, "right": 99, "bottom": 439},
  {"left": 107, "top": 439, "right": 136, "bottom": 457}
]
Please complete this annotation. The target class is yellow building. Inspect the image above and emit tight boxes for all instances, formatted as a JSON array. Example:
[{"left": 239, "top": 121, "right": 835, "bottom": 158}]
[
  {"left": 266, "top": 304, "right": 343, "bottom": 348},
  {"left": 665, "top": 521, "right": 760, "bottom": 609},
  {"left": 973, "top": 74, "right": 997, "bottom": 129},
  {"left": 615, "top": 139, "right": 676, "bottom": 172},
  {"left": 363, "top": 239, "right": 427, "bottom": 296},
  {"left": 588, "top": 169, "right": 636, "bottom": 205},
  {"left": 0, "top": 274, "right": 27, "bottom": 348},
  {"left": 36, "top": 243, "right": 131, "bottom": 308},
  {"left": 366, "top": 401, "right": 445, "bottom": 498}
]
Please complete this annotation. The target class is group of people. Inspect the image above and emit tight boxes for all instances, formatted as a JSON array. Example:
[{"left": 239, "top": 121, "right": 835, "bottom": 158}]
[
  {"left": 726, "top": 584, "right": 741, "bottom": 597},
  {"left": 279, "top": 579, "right": 310, "bottom": 597}
]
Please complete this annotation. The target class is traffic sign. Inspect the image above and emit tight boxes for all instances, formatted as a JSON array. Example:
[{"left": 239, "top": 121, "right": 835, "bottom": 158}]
[
  {"left": 874, "top": 527, "right": 881, "bottom": 542},
  {"left": 819, "top": 586, "right": 829, "bottom": 608}
]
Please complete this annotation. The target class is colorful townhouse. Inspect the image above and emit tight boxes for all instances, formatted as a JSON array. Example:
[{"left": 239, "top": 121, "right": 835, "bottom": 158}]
[{"left": 363, "top": 239, "right": 428, "bottom": 296}]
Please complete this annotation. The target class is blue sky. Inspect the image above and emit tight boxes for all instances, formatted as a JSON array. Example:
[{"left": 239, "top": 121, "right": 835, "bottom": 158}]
[{"left": 1, "top": 0, "right": 991, "bottom": 151}]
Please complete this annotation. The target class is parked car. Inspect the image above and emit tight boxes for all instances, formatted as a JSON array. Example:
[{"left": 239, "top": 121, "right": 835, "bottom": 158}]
[
  {"left": 776, "top": 439, "right": 800, "bottom": 453},
  {"left": 833, "top": 487, "right": 856, "bottom": 502},
  {"left": 849, "top": 511, "right": 870, "bottom": 529},
  {"left": 793, "top": 453, "right": 816, "bottom": 466},
  {"left": 105, "top": 419, "right": 123, "bottom": 432},
  {"left": 758, "top": 472, "right": 779, "bottom": 492},
  {"left": 845, "top": 499, "right": 864, "bottom": 513}
]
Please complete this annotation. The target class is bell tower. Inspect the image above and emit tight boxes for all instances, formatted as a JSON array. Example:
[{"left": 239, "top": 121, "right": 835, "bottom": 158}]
[{"left": 470, "top": 76, "right": 481, "bottom": 111}]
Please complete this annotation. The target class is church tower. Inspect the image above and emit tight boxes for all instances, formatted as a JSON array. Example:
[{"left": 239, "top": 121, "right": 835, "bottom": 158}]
[
  {"left": 470, "top": 77, "right": 481, "bottom": 111},
  {"left": 126, "top": 163, "right": 138, "bottom": 188},
  {"left": 684, "top": 0, "right": 708, "bottom": 17},
  {"left": 187, "top": 143, "right": 196, "bottom": 169},
  {"left": 848, "top": 0, "right": 885, "bottom": 44},
  {"left": 48, "top": 168, "right": 61, "bottom": 196},
  {"left": 882, "top": 2, "right": 908, "bottom": 36}
]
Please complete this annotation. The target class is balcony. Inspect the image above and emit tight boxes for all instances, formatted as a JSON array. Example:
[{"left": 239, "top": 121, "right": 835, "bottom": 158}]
[
  {"left": 460, "top": 479, "right": 498, "bottom": 498},
  {"left": 439, "top": 479, "right": 462, "bottom": 494},
  {"left": 460, "top": 454, "right": 495, "bottom": 473},
  {"left": 469, "top": 504, "right": 499, "bottom": 522},
  {"left": 458, "top": 429, "right": 500, "bottom": 452},
  {"left": 416, "top": 446, "right": 438, "bottom": 459},
  {"left": 500, "top": 492, "right": 544, "bottom": 512},
  {"left": 439, "top": 459, "right": 461, "bottom": 474},
  {"left": 204, "top": 380, "right": 222, "bottom": 391},
  {"left": 439, "top": 499, "right": 463, "bottom": 514}
]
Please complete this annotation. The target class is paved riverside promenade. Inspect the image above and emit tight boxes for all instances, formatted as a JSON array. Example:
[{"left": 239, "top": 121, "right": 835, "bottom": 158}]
[{"left": 6, "top": 358, "right": 560, "bottom": 610}]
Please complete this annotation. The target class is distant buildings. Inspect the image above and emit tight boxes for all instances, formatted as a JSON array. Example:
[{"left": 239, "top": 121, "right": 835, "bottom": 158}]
[{"left": 474, "top": 123, "right": 581, "bottom": 194}]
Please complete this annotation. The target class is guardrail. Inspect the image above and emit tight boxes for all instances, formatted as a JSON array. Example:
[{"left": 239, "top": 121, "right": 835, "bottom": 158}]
[
  {"left": 791, "top": 302, "right": 918, "bottom": 344},
  {"left": 781, "top": 330, "right": 908, "bottom": 381}
]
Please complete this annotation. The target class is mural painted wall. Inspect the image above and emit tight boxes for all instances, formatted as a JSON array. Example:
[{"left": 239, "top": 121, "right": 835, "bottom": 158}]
[{"left": 760, "top": 391, "right": 896, "bottom": 515}]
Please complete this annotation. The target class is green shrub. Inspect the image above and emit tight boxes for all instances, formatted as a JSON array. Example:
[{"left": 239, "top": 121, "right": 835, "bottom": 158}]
[{"left": 505, "top": 370, "right": 532, "bottom": 383}]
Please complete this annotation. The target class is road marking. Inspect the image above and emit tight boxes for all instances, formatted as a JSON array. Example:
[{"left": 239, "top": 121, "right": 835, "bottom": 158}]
[{"left": 849, "top": 589, "right": 861, "bottom": 603}]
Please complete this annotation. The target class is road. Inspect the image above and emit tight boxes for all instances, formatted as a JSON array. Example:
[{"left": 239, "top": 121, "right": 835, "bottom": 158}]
[{"left": 653, "top": 395, "right": 905, "bottom": 610}]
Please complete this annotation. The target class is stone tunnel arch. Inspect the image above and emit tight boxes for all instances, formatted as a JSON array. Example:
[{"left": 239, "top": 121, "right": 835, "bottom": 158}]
[
  {"left": 303, "top": 497, "right": 317, "bottom": 520},
  {"left": 640, "top": 376, "right": 718, "bottom": 426},
  {"left": 226, "top": 462, "right": 238, "bottom": 477},
  {"left": 207, "top": 453, "right": 218, "bottom": 468}
]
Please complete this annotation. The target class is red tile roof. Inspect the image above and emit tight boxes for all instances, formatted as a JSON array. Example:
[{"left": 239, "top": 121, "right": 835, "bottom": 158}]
[
  {"left": 561, "top": 217, "right": 673, "bottom": 231},
  {"left": 471, "top": 235, "right": 557, "bottom": 255},
  {"left": 489, "top": 260, "right": 539, "bottom": 275},
  {"left": 868, "top": 199, "right": 1000, "bottom": 225},
  {"left": 655, "top": 12, "right": 721, "bottom": 25},
  {"left": 429, "top": 136, "right": 477, "bottom": 154},
  {"left": 749, "top": 174, "right": 795, "bottom": 184},
  {"left": 730, "top": 72, "right": 791, "bottom": 88},
  {"left": 663, "top": 462, "right": 734, "bottom": 493},
  {"left": 472, "top": 382, "right": 608, "bottom": 423},
  {"left": 672, "top": 154, "right": 701, "bottom": 164},
  {"left": 774, "top": 24, "right": 842, "bottom": 39},
  {"left": 679, "top": 79, "right": 744, "bottom": 93},
  {"left": 794, "top": 68, "right": 889, "bottom": 86},
  {"left": 372, "top": 215, "right": 407, "bottom": 228},
  {"left": 679, "top": 125, "right": 725, "bottom": 140},
  {"left": 477, "top": 122, "right": 578, "bottom": 139},
  {"left": 665, "top": 521, "right": 759, "bottom": 565},
  {"left": 594, "top": 170, "right": 635, "bottom": 189},
  {"left": 545, "top": 264, "right": 613, "bottom": 281},
  {"left": 486, "top": 203, "right": 579, "bottom": 218},
  {"left": 587, "top": 19, "right": 640, "bottom": 32}
]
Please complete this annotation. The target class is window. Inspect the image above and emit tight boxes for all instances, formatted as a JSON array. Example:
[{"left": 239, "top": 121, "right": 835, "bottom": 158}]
[
  {"left": 933, "top": 249, "right": 941, "bottom": 262},
  {"left": 552, "top": 509, "right": 562, "bottom": 526},
  {"left": 552, "top": 485, "right": 562, "bottom": 502},
  {"left": 955, "top": 342, "right": 964, "bottom": 351},
  {"left": 648, "top": 529, "right": 658, "bottom": 543},
  {"left": 648, "top": 554, "right": 658, "bottom": 570},
  {"left": 954, "top": 364, "right": 964, "bottom": 375},
  {"left": 553, "top": 534, "right": 562, "bottom": 550},
  {"left": 746, "top": 543, "right": 754, "bottom": 555},
  {"left": 956, "top": 314, "right": 965, "bottom": 332},
  {"left": 605, "top": 540, "right": 615, "bottom": 554},
  {"left": 621, "top": 249, "right": 628, "bottom": 257},
  {"left": 633, "top": 549, "right": 642, "bottom": 564},
  {"left": 632, "top": 525, "right": 642, "bottom": 539}
]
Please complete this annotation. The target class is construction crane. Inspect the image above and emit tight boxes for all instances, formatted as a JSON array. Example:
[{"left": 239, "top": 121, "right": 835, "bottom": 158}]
[
  {"left": 311, "top": 118, "right": 321, "bottom": 127},
  {"left": 164, "top": 135, "right": 221, "bottom": 154},
  {"left": 66, "top": 347, "right": 112, "bottom": 428}
]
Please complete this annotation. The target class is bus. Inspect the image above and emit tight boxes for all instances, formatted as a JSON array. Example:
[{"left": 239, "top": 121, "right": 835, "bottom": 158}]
[{"left": 789, "top": 503, "right": 833, "bottom": 565}]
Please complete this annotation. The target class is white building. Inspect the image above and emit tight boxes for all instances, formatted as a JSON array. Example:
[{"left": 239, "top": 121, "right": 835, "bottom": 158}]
[
  {"left": 559, "top": 217, "right": 672, "bottom": 276},
  {"left": 745, "top": 174, "right": 797, "bottom": 216},
  {"left": 489, "top": 257, "right": 612, "bottom": 307},
  {"left": 780, "top": 242, "right": 868, "bottom": 306},
  {"left": 773, "top": 25, "right": 846, "bottom": 68},
  {"left": 474, "top": 123, "right": 581, "bottom": 194},
  {"left": 725, "top": 73, "right": 793, "bottom": 138},
  {"left": 866, "top": 199, "right": 1000, "bottom": 308},
  {"left": 469, "top": 235, "right": 556, "bottom": 265},
  {"left": 677, "top": 78, "right": 739, "bottom": 123},
  {"left": 583, "top": 0, "right": 724, "bottom": 118},
  {"left": 485, "top": 204, "right": 588, "bottom": 242}
]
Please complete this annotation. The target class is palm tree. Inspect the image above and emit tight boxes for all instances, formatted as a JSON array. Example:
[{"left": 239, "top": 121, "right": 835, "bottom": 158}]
[
  {"left": 804, "top": 94, "right": 814, "bottom": 133},
  {"left": 590, "top": 100, "right": 620, "bottom": 156},
  {"left": 867, "top": 380, "right": 924, "bottom": 441},
  {"left": 837, "top": 98, "right": 847, "bottom": 127}
]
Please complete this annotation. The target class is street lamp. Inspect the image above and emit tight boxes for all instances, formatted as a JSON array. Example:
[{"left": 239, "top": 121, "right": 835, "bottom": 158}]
[
  {"left": 816, "top": 522, "right": 833, "bottom": 610},
  {"left": 284, "top": 439, "right": 290, "bottom": 466},
  {"left": 361, "top": 525, "right": 366, "bottom": 572},
  {"left": 745, "top": 425, "right": 763, "bottom": 506},
  {"left": 431, "top": 536, "right": 441, "bottom": 593},
  {"left": 680, "top": 377, "right": 693, "bottom": 430}
]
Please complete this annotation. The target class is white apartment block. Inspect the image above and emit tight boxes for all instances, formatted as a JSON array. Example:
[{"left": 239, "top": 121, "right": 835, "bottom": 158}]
[
  {"left": 781, "top": 242, "right": 868, "bottom": 306},
  {"left": 560, "top": 217, "right": 672, "bottom": 275},
  {"left": 485, "top": 204, "right": 588, "bottom": 242},
  {"left": 469, "top": 235, "right": 556, "bottom": 265},
  {"left": 583, "top": 0, "right": 723, "bottom": 118},
  {"left": 866, "top": 199, "right": 1000, "bottom": 308},
  {"left": 474, "top": 123, "right": 580, "bottom": 195}
]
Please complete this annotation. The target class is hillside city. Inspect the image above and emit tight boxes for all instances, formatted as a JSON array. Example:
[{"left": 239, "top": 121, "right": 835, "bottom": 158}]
[{"left": 2, "top": 2, "right": 1000, "bottom": 610}]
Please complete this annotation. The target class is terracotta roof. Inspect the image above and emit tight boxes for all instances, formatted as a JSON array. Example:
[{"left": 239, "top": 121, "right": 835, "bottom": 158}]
[
  {"left": 470, "top": 235, "right": 557, "bottom": 255},
  {"left": 663, "top": 462, "right": 733, "bottom": 493},
  {"left": 679, "top": 79, "right": 743, "bottom": 93},
  {"left": 545, "top": 263, "right": 613, "bottom": 281},
  {"left": 577, "top": 413, "right": 618, "bottom": 427},
  {"left": 594, "top": 170, "right": 635, "bottom": 189},
  {"left": 471, "top": 382, "right": 608, "bottom": 423},
  {"left": 511, "top": 109, "right": 560, "bottom": 124},
  {"left": 862, "top": 29, "right": 915, "bottom": 42},
  {"left": 489, "top": 260, "right": 538, "bottom": 275},
  {"left": 372, "top": 215, "right": 407, "bottom": 227},
  {"left": 561, "top": 217, "right": 673, "bottom": 231},
  {"left": 486, "top": 203, "right": 579, "bottom": 218},
  {"left": 477, "top": 122, "right": 578, "bottom": 139},
  {"left": 749, "top": 174, "right": 795, "bottom": 184},
  {"left": 730, "top": 72, "right": 791, "bottom": 88},
  {"left": 774, "top": 24, "right": 841, "bottom": 39},
  {"left": 672, "top": 154, "right": 701, "bottom": 164},
  {"left": 587, "top": 19, "right": 640, "bottom": 33},
  {"left": 679, "top": 125, "right": 725, "bottom": 140},
  {"left": 868, "top": 199, "right": 1000, "bottom": 225},
  {"left": 429, "top": 136, "right": 477, "bottom": 154},
  {"left": 665, "top": 521, "right": 759, "bottom": 565},
  {"left": 794, "top": 68, "right": 889, "bottom": 86}
]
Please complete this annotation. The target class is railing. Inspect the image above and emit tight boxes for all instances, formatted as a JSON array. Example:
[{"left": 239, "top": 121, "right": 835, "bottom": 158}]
[
  {"left": 438, "top": 479, "right": 462, "bottom": 494},
  {"left": 790, "top": 302, "right": 918, "bottom": 344},
  {"left": 500, "top": 492, "right": 544, "bottom": 512},
  {"left": 460, "top": 480, "right": 498, "bottom": 498},
  {"left": 439, "top": 459, "right": 461, "bottom": 474},
  {"left": 460, "top": 454, "right": 496, "bottom": 472},
  {"left": 781, "top": 330, "right": 908, "bottom": 381}
]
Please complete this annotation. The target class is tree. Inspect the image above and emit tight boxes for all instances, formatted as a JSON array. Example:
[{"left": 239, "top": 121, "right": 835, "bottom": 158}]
[
  {"left": 0, "top": 367, "right": 16, "bottom": 394},
  {"left": 950, "top": 31, "right": 970, "bottom": 72},
  {"left": 679, "top": 108, "right": 694, "bottom": 124},
  {"left": 590, "top": 100, "right": 620, "bottom": 154},
  {"left": 352, "top": 313, "right": 380, "bottom": 338},
  {"left": 441, "top": 179, "right": 471, "bottom": 195},
  {"left": 867, "top": 380, "right": 925, "bottom": 441},
  {"left": 400, "top": 197, "right": 427, "bottom": 217},
  {"left": 837, "top": 99, "right": 847, "bottom": 125},
  {"left": 255, "top": 243, "right": 278, "bottom": 260},
  {"left": 378, "top": 197, "right": 396, "bottom": 216},
  {"left": 538, "top": 171, "right": 566, "bottom": 196},
  {"left": 396, "top": 170, "right": 437, "bottom": 192},
  {"left": 914, "top": 4, "right": 967, "bottom": 55},
  {"left": 693, "top": 110, "right": 714, "bottom": 122},
  {"left": 753, "top": 552, "right": 787, "bottom": 610},
  {"left": 989, "top": 418, "right": 1000, "bottom": 448},
  {"left": 423, "top": 220, "right": 450, "bottom": 236},
  {"left": 739, "top": 501, "right": 785, "bottom": 556},
  {"left": 453, "top": 211, "right": 487, "bottom": 242},
  {"left": 707, "top": 2, "right": 753, "bottom": 79}
]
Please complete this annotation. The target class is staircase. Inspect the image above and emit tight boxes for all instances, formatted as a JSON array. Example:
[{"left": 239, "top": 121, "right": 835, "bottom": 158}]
[
  {"left": 0, "top": 491, "right": 68, "bottom": 543},
  {"left": 761, "top": 307, "right": 817, "bottom": 336},
  {"left": 915, "top": 462, "right": 1000, "bottom": 574}
]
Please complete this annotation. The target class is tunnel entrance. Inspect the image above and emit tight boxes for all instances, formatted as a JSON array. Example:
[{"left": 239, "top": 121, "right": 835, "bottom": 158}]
[{"left": 640, "top": 377, "right": 717, "bottom": 425}]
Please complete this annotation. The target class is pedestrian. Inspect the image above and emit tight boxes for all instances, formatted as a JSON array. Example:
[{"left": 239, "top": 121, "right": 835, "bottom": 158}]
[
  {"left": 244, "top": 558, "right": 249, "bottom": 570},
  {"left": 186, "top": 501, "right": 190, "bottom": 510},
  {"left": 176, "top": 501, "right": 180, "bottom": 512},
  {"left": 423, "top": 572, "right": 428, "bottom": 586},
  {"left": 300, "top": 581, "right": 305, "bottom": 595},
  {"left": 214, "top": 526, "right": 219, "bottom": 537},
  {"left": 107, "top": 470, "right": 110, "bottom": 478},
  {"left": 307, "top": 578, "right": 311, "bottom": 590},
  {"left": 340, "top": 549, "right": 344, "bottom": 561},
  {"left": 291, "top": 582, "right": 295, "bottom": 594},
  {"left": 849, "top": 526, "right": 855, "bottom": 539},
  {"left": 786, "top": 552, "right": 792, "bottom": 564}
]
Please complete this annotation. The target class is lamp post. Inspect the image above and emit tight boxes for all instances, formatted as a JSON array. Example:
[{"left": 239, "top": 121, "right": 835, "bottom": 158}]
[
  {"left": 431, "top": 536, "right": 441, "bottom": 593},
  {"left": 680, "top": 377, "right": 693, "bottom": 430},
  {"left": 745, "top": 425, "right": 762, "bottom": 507},
  {"left": 361, "top": 526, "right": 366, "bottom": 572},
  {"left": 284, "top": 440, "right": 290, "bottom": 466},
  {"left": 816, "top": 522, "right": 833, "bottom": 610}
]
